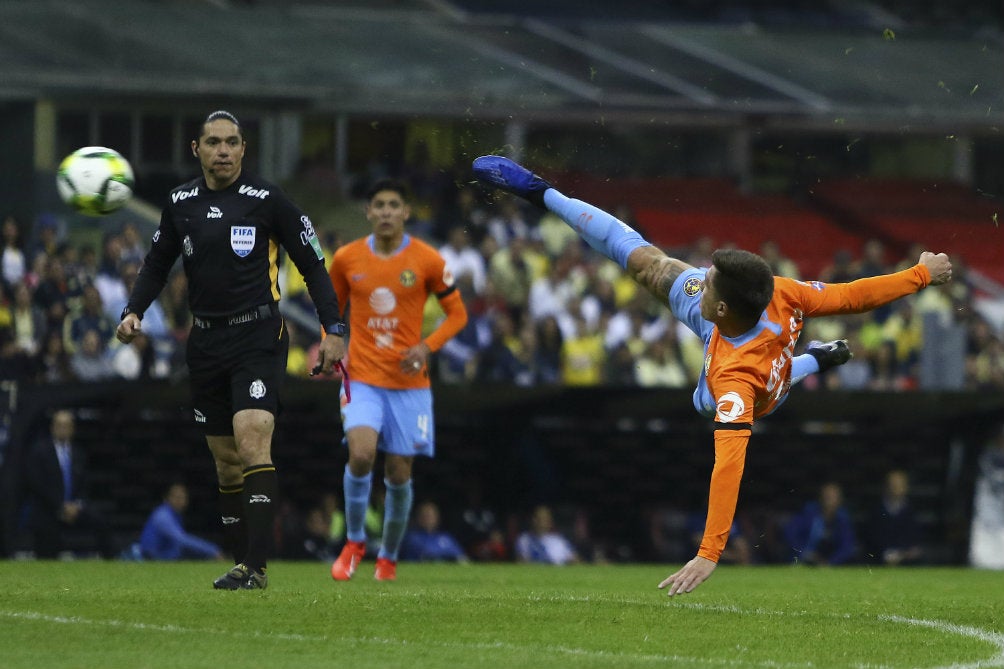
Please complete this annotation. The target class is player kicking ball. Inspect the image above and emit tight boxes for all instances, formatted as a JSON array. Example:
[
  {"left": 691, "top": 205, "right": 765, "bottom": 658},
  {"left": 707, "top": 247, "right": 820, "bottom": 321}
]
[{"left": 472, "top": 155, "right": 952, "bottom": 596}]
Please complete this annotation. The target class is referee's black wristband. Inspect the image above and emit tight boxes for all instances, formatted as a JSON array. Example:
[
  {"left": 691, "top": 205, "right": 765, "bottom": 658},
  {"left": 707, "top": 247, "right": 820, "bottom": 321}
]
[
  {"left": 325, "top": 321, "right": 347, "bottom": 337},
  {"left": 120, "top": 307, "right": 142, "bottom": 321}
]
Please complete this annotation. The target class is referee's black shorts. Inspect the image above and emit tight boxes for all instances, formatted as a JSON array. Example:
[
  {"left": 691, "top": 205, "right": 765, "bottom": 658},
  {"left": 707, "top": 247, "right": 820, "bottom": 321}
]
[{"left": 186, "top": 314, "right": 289, "bottom": 436}]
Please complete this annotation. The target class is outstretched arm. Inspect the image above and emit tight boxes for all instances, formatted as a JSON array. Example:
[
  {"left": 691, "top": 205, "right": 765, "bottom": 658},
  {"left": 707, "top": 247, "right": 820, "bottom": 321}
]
[
  {"left": 803, "top": 252, "right": 951, "bottom": 318},
  {"left": 659, "top": 424, "right": 750, "bottom": 596}
]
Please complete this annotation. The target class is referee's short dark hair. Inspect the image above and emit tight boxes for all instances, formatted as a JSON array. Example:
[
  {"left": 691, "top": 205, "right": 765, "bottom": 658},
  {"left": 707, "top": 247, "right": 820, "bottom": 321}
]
[
  {"left": 365, "top": 178, "right": 411, "bottom": 203},
  {"left": 197, "top": 110, "right": 243, "bottom": 140}
]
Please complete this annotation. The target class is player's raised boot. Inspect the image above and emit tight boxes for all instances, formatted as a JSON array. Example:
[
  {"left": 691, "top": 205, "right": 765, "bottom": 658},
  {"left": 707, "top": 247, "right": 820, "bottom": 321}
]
[
  {"left": 213, "top": 562, "right": 250, "bottom": 590},
  {"left": 472, "top": 155, "right": 551, "bottom": 209},
  {"left": 331, "top": 539, "right": 366, "bottom": 581},
  {"left": 806, "top": 339, "right": 852, "bottom": 372},
  {"left": 374, "top": 557, "right": 397, "bottom": 582}
]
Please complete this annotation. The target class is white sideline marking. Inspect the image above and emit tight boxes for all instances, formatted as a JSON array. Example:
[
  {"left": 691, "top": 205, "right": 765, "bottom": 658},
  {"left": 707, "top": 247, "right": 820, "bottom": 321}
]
[
  {"left": 3, "top": 605, "right": 1003, "bottom": 669},
  {"left": 0, "top": 609, "right": 810, "bottom": 668},
  {"left": 676, "top": 603, "right": 1004, "bottom": 669},
  {"left": 0, "top": 610, "right": 326, "bottom": 642},
  {"left": 880, "top": 615, "right": 1004, "bottom": 669}
]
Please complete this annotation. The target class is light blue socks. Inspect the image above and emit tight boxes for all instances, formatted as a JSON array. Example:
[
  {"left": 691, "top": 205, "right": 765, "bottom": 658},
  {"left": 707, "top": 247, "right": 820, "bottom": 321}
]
[
  {"left": 378, "top": 478, "right": 414, "bottom": 561},
  {"left": 343, "top": 466, "right": 372, "bottom": 543},
  {"left": 544, "top": 189, "right": 651, "bottom": 269}
]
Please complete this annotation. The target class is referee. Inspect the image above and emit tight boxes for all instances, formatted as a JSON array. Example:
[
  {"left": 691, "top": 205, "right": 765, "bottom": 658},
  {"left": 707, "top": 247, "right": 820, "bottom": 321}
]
[{"left": 116, "top": 110, "right": 346, "bottom": 590}]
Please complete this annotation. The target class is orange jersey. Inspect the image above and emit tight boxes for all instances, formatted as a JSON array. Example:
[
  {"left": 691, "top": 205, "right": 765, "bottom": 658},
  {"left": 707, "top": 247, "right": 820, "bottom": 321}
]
[
  {"left": 672, "top": 265, "right": 933, "bottom": 562},
  {"left": 330, "top": 234, "right": 467, "bottom": 389}
]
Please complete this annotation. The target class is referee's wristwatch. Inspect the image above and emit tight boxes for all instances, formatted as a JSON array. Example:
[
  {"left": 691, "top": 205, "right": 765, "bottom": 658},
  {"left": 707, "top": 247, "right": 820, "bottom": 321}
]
[
  {"left": 326, "top": 321, "right": 347, "bottom": 337},
  {"left": 120, "top": 306, "right": 142, "bottom": 321}
]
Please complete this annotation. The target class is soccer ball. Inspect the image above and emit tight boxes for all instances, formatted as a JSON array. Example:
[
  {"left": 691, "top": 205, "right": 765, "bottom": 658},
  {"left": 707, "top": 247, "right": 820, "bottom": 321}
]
[{"left": 56, "top": 146, "right": 135, "bottom": 216}]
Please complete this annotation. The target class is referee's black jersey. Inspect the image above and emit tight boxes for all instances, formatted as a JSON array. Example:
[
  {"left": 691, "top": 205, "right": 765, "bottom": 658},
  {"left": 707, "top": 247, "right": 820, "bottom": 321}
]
[{"left": 126, "top": 173, "right": 341, "bottom": 328}]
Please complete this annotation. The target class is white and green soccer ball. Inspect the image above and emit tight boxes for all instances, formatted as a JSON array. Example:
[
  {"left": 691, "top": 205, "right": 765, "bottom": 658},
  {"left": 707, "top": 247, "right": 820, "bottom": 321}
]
[{"left": 56, "top": 146, "right": 135, "bottom": 216}]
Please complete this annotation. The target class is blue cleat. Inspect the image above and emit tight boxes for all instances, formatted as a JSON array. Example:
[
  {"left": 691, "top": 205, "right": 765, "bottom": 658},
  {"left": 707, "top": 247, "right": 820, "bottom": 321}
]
[
  {"left": 806, "top": 339, "right": 852, "bottom": 373},
  {"left": 472, "top": 155, "right": 551, "bottom": 208}
]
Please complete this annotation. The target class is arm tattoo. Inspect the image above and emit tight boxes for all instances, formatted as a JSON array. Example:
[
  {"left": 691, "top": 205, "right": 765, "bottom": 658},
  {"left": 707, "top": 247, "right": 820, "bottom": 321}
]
[
  {"left": 656, "top": 260, "right": 688, "bottom": 297},
  {"left": 633, "top": 252, "right": 692, "bottom": 307}
]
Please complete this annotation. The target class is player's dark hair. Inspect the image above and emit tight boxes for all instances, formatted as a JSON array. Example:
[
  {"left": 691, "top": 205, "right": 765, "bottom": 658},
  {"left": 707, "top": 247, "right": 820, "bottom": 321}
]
[
  {"left": 365, "top": 178, "right": 411, "bottom": 203},
  {"left": 711, "top": 248, "right": 774, "bottom": 323},
  {"left": 197, "top": 110, "right": 243, "bottom": 141}
]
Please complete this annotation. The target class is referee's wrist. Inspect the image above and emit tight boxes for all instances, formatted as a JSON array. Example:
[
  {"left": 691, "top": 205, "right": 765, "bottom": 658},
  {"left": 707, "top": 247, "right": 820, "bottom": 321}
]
[
  {"left": 325, "top": 321, "right": 347, "bottom": 337},
  {"left": 120, "top": 306, "right": 142, "bottom": 321}
]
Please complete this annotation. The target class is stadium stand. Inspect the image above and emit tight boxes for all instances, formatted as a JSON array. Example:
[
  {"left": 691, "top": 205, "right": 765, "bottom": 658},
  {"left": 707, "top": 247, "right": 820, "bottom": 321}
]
[
  {"left": 811, "top": 179, "right": 1004, "bottom": 285},
  {"left": 543, "top": 171, "right": 867, "bottom": 278}
]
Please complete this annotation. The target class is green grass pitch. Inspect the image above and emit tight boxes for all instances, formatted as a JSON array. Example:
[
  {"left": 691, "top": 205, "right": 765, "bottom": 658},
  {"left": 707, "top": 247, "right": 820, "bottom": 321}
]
[{"left": 2, "top": 561, "right": 1002, "bottom": 669}]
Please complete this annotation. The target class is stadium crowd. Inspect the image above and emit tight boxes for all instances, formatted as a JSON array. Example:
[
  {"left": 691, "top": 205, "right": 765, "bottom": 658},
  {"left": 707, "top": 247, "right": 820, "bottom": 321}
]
[{"left": 2, "top": 165, "right": 1001, "bottom": 394}]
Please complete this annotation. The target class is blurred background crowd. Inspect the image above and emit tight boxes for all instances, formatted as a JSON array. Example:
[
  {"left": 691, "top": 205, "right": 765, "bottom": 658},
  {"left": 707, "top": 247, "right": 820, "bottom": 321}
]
[{"left": 2, "top": 166, "right": 1000, "bottom": 393}]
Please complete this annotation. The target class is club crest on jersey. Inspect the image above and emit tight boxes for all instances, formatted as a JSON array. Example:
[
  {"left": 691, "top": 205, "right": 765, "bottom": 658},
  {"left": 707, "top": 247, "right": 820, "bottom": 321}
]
[
  {"left": 183, "top": 235, "right": 193, "bottom": 257},
  {"left": 684, "top": 276, "right": 703, "bottom": 297},
  {"left": 230, "top": 226, "right": 255, "bottom": 257},
  {"left": 399, "top": 270, "right": 417, "bottom": 287}
]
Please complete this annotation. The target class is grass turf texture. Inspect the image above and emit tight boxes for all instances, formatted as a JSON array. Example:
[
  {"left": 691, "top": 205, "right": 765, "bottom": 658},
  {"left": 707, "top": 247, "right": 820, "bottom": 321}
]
[{"left": 1, "top": 562, "right": 1001, "bottom": 669}]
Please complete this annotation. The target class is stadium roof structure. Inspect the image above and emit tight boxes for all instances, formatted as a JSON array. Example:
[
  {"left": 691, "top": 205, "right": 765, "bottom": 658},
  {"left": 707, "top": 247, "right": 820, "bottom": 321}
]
[{"left": 1, "top": 0, "right": 1002, "bottom": 133}]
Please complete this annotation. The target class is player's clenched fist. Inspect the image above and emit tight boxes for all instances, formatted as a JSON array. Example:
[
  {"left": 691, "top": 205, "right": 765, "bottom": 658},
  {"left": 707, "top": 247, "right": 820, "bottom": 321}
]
[{"left": 919, "top": 252, "right": 952, "bottom": 286}]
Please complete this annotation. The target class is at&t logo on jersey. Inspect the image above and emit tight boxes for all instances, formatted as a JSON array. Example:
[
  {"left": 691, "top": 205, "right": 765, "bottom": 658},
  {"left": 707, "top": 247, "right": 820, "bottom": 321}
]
[
  {"left": 369, "top": 287, "right": 397, "bottom": 314},
  {"left": 367, "top": 287, "right": 400, "bottom": 348},
  {"left": 230, "top": 226, "right": 256, "bottom": 257}
]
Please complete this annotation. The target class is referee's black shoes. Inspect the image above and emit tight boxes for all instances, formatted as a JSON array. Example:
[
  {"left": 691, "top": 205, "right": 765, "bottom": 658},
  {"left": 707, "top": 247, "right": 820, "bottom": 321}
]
[
  {"left": 213, "top": 562, "right": 268, "bottom": 590},
  {"left": 806, "top": 339, "right": 852, "bottom": 373}
]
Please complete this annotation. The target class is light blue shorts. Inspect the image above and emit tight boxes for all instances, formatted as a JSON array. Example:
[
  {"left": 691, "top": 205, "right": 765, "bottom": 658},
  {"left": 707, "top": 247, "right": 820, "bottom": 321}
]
[{"left": 340, "top": 381, "right": 435, "bottom": 457}]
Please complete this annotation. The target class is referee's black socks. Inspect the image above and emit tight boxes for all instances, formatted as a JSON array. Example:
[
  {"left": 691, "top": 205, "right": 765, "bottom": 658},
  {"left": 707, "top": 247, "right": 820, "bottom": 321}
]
[
  {"left": 242, "top": 464, "right": 278, "bottom": 574},
  {"left": 218, "top": 483, "right": 247, "bottom": 565}
]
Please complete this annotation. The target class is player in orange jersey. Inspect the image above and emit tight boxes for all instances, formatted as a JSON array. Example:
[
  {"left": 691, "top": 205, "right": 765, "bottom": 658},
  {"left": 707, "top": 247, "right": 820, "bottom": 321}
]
[
  {"left": 473, "top": 155, "right": 952, "bottom": 596},
  {"left": 327, "top": 179, "right": 468, "bottom": 581}
]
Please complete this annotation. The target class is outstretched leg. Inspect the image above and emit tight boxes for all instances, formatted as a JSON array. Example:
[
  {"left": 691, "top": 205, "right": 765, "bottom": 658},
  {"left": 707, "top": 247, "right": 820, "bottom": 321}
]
[{"left": 473, "top": 155, "right": 651, "bottom": 270}]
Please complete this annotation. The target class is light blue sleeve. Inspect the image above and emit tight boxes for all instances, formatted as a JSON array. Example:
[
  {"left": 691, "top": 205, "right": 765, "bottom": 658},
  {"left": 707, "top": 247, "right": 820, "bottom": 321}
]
[{"left": 669, "top": 267, "right": 714, "bottom": 342}]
